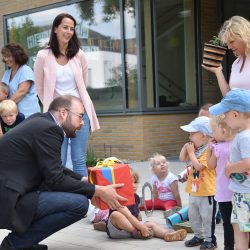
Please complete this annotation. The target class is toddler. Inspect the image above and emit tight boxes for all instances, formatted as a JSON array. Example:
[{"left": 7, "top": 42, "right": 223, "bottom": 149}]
[
  {"left": 0, "top": 99, "right": 25, "bottom": 136},
  {"left": 209, "top": 89, "right": 250, "bottom": 250},
  {"left": 142, "top": 153, "right": 182, "bottom": 213},
  {"left": 198, "top": 103, "right": 213, "bottom": 117},
  {"left": 0, "top": 82, "right": 8, "bottom": 102},
  {"left": 106, "top": 166, "right": 187, "bottom": 242},
  {"left": 87, "top": 204, "right": 109, "bottom": 232},
  {"left": 206, "top": 115, "right": 236, "bottom": 250},
  {"left": 179, "top": 116, "right": 217, "bottom": 250}
]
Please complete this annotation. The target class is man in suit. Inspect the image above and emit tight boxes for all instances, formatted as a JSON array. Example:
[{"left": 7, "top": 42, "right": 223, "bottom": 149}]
[{"left": 0, "top": 95, "right": 126, "bottom": 250}]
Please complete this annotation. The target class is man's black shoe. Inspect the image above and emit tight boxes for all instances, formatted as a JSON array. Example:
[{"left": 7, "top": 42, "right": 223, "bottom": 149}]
[
  {"left": 0, "top": 237, "right": 48, "bottom": 250},
  {"left": 0, "top": 237, "right": 17, "bottom": 250},
  {"left": 22, "top": 244, "right": 48, "bottom": 250}
]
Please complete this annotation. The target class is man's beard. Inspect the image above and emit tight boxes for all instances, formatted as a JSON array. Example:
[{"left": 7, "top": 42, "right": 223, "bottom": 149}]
[{"left": 62, "top": 115, "right": 77, "bottom": 138}]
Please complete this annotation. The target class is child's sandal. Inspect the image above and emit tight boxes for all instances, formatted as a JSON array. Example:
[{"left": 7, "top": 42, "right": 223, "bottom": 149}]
[{"left": 164, "top": 229, "right": 187, "bottom": 242}]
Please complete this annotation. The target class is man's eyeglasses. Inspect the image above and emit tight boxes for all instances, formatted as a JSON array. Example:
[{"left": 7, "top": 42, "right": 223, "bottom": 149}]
[{"left": 65, "top": 108, "right": 84, "bottom": 120}]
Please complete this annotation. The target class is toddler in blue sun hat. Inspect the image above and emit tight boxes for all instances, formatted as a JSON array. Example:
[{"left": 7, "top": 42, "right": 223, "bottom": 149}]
[
  {"left": 209, "top": 88, "right": 250, "bottom": 250},
  {"left": 179, "top": 116, "right": 217, "bottom": 250}
]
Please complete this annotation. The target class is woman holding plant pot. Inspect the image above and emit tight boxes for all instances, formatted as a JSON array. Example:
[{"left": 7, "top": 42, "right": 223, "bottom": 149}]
[{"left": 202, "top": 15, "right": 250, "bottom": 96}]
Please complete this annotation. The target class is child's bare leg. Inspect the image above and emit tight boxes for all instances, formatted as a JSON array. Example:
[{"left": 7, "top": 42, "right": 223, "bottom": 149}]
[
  {"left": 144, "top": 221, "right": 168, "bottom": 238},
  {"left": 233, "top": 223, "right": 249, "bottom": 250},
  {"left": 110, "top": 211, "right": 136, "bottom": 233},
  {"left": 144, "top": 221, "right": 187, "bottom": 241}
]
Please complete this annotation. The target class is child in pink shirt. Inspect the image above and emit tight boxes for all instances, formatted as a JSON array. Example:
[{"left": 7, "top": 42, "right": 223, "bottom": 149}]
[{"left": 207, "top": 115, "right": 236, "bottom": 250}]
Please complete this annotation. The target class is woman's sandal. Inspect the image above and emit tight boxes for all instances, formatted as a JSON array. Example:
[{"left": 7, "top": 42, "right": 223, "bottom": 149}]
[{"left": 164, "top": 229, "right": 187, "bottom": 242}]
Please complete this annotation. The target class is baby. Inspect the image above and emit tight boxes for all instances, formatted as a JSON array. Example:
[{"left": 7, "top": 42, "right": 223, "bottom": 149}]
[
  {"left": 142, "top": 153, "right": 182, "bottom": 213},
  {"left": 0, "top": 83, "right": 9, "bottom": 102},
  {"left": 0, "top": 99, "right": 25, "bottom": 136}
]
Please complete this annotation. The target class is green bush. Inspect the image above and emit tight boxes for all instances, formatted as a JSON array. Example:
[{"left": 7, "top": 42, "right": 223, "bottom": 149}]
[{"left": 86, "top": 148, "right": 98, "bottom": 167}]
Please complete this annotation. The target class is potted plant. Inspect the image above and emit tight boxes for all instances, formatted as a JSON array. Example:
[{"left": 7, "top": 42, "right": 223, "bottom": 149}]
[
  {"left": 86, "top": 147, "right": 99, "bottom": 168},
  {"left": 203, "top": 36, "right": 227, "bottom": 67}
]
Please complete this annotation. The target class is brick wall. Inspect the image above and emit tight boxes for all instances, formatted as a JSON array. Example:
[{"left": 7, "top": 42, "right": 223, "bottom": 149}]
[{"left": 88, "top": 113, "right": 196, "bottom": 161}]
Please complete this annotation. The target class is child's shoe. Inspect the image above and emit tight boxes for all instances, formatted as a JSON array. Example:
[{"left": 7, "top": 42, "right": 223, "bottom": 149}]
[
  {"left": 185, "top": 236, "right": 204, "bottom": 247},
  {"left": 200, "top": 241, "right": 216, "bottom": 250},
  {"left": 93, "top": 221, "right": 107, "bottom": 232},
  {"left": 164, "top": 229, "right": 187, "bottom": 242}
]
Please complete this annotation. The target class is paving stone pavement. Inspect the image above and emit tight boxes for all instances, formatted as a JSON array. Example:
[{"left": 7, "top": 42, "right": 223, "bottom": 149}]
[{"left": 0, "top": 158, "right": 225, "bottom": 249}]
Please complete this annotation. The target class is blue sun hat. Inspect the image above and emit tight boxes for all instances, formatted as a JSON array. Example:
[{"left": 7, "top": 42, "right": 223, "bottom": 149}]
[
  {"left": 209, "top": 89, "right": 250, "bottom": 115},
  {"left": 180, "top": 116, "right": 212, "bottom": 137}
]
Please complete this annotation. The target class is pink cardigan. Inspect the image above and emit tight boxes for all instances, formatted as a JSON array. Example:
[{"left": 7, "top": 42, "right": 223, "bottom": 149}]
[{"left": 34, "top": 48, "right": 100, "bottom": 132}]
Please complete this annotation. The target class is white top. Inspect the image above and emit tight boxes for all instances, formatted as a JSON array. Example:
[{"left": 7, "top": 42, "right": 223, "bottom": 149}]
[
  {"left": 55, "top": 62, "right": 80, "bottom": 98},
  {"left": 229, "top": 130, "right": 250, "bottom": 193},
  {"left": 151, "top": 172, "right": 178, "bottom": 200},
  {"left": 229, "top": 56, "right": 250, "bottom": 90}
]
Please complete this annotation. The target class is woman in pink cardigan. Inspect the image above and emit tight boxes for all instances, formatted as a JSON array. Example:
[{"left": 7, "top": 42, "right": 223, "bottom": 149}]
[{"left": 34, "top": 13, "right": 100, "bottom": 176}]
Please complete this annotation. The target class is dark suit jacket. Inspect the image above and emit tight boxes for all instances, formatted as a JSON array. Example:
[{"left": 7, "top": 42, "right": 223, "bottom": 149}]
[{"left": 0, "top": 112, "right": 95, "bottom": 232}]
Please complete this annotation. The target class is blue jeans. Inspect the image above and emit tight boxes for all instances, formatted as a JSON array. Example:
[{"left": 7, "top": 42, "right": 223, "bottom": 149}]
[
  {"left": 8, "top": 192, "right": 89, "bottom": 248},
  {"left": 61, "top": 113, "right": 90, "bottom": 176}
]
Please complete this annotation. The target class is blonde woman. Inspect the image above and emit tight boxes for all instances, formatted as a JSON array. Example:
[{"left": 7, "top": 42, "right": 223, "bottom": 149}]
[{"left": 202, "top": 16, "right": 250, "bottom": 96}]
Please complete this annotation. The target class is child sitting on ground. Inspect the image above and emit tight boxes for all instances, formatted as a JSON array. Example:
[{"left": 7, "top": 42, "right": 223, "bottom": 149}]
[
  {"left": 141, "top": 153, "right": 182, "bottom": 215},
  {"left": 206, "top": 115, "right": 236, "bottom": 250},
  {"left": 106, "top": 166, "right": 187, "bottom": 242},
  {"left": 209, "top": 89, "right": 250, "bottom": 250},
  {"left": 179, "top": 116, "right": 217, "bottom": 250},
  {"left": 0, "top": 99, "right": 25, "bottom": 136},
  {"left": 0, "top": 82, "right": 8, "bottom": 102},
  {"left": 87, "top": 205, "right": 109, "bottom": 232}
]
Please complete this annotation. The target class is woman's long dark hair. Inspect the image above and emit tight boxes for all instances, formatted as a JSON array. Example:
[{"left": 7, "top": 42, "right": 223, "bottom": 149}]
[{"left": 48, "top": 13, "right": 80, "bottom": 59}]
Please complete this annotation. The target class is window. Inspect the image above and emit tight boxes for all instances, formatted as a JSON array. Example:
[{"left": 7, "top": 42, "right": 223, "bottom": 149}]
[
  {"left": 141, "top": 0, "right": 197, "bottom": 109},
  {"left": 5, "top": 0, "right": 138, "bottom": 112},
  {"left": 4, "top": 0, "right": 197, "bottom": 113}
]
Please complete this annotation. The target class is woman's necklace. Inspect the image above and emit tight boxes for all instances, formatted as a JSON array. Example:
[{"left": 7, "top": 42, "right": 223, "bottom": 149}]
[{"left": 240, "top": 56, "right": 246, "bottom": 73}]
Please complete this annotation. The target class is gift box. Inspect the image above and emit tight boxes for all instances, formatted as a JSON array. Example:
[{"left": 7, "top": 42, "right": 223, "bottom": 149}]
[{"left": 88, "top": 164, "right": 135, "bottom": 209}]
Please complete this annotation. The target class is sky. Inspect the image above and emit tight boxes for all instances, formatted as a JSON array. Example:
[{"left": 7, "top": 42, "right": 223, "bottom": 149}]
[{"left": 7, "top": 2, "right": 136, "bottom": 39}]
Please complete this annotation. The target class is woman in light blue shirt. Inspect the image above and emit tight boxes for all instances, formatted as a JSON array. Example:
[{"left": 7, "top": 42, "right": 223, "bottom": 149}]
[{"left": 1, "top": 43, "right": 40, "bottom": 117}]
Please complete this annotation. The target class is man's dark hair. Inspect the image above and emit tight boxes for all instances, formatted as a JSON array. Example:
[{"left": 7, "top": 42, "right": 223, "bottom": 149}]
[
  {"left": 2, "top": 43, "right": 28, "bottom": 65},
  {"left": 48, "top": 95, "right": 81, "bottom": 112},
  {"left": 48, "top": 13, "right": 80, "bottom": 59}
]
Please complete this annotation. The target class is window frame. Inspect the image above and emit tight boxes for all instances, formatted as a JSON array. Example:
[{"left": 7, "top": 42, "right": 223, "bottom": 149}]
[{"left": 2, "top": 0, "right": 201, "bottom": 115}]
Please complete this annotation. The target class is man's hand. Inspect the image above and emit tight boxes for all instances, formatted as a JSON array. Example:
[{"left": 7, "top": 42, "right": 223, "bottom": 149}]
[{"left": 94, "top": 184, "right": 128, "bottom": 210}]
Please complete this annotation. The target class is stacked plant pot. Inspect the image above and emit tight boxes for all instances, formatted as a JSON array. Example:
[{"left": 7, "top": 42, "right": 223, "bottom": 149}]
[{"left": 203, "top": 43, "right": 227, "bottom": 67}]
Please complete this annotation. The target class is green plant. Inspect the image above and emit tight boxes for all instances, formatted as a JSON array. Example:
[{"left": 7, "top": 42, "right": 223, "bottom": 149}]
[
  {"left": 209, "top": 36, "right": 226, "bottom": 47},
  {"left": 86, "top": 148, "right": 98, "bottom": 167}
]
